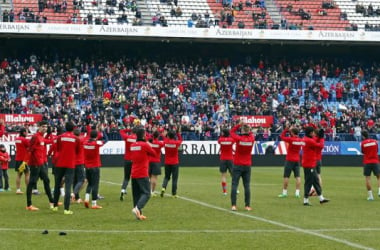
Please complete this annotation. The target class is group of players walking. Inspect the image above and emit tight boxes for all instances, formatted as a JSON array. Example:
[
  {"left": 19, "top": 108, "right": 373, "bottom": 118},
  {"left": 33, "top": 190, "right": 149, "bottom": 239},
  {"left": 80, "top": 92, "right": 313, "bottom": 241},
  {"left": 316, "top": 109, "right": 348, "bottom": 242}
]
[{"left": 2, "top": 118, "right": 379, "bottom": 219}]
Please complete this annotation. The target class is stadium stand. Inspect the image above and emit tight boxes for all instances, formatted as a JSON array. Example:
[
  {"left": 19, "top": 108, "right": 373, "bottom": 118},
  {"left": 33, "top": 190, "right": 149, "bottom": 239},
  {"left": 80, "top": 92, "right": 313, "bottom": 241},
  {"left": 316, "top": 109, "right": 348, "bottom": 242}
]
[
  {"left": 334, "top": 0, "right": 380, "bottom": 30},
  {"left": 1, "top": 0, "right": 379, "bottom": 30},
  {"left": 275, "top": 0, "right": 350, "bottom": 30},
  {"left": 0, "top": 42, "right": 378, "bottom": 142},
  {"left": 207, "top": 0, "right": 274, "bottom": 29},
  {"left": 12, "top": 0, "right": 80, "bottom": 23}
]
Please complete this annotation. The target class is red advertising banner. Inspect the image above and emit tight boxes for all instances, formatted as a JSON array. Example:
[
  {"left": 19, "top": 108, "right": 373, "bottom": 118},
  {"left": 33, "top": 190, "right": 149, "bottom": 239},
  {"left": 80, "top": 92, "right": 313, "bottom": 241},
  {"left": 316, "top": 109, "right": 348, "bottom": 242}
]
[
  {"left": 0, "top": 114, "right": 43, "bottom": 124},
  {"left": 232, "top": 115, "right": 273, "bottom": 128}
]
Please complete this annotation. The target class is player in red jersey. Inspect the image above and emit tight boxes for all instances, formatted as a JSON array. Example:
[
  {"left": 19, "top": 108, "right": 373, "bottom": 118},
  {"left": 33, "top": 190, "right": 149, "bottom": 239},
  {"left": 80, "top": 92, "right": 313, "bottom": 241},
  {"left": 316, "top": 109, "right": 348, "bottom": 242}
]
[
  {"left": 72, "top": 128, "right": 86, "bottom": 203},
  {"left": 309, "top": 128, "right": 325, "bottom": 197},
  {"left": 230, "top": 121, "right": 255, "bottom": 211},
  {"left": 148, "top": 131, "right": 164, "bottom": 196},
  {"left": 130, "top": 128, "right": 156, "bottom": 220},
  {"left": 25, "top": 121, "right": 54, "bottom": 211},
  {"left": 51, "top": 121, "right": 80, "bottom": 215},
  {"left": 119, "top": 126, "right": 137, "bottom": 201},
  {"left": 0, "top": 144, "right": 11, "bottom": 192},
  {"left": 360, "top": 130, "right": 380, "bottom": 201},
  {"left": 14, "top": 128, "right": 30, "bottom": 194},
  {"left": 83, "top": 130, "right": 106, "bottom": 209},
  {"left": 217, "top": 128, "right": 235, "bottom": 195},
  {"left": 160, "top": 127, "right": 182, "bottom": 198},
  {"left": 278, "top": 126, "right": 304, "bottom": 198},
  {"left": 302, "top": 127, "right": 329, "bottom": 206}
]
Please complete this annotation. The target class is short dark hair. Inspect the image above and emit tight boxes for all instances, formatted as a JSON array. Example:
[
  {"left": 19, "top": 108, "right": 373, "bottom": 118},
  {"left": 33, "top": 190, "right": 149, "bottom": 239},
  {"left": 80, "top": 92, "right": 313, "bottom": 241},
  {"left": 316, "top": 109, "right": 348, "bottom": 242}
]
[
  {"left": 222, "top": 128, "right": 230, "bottom": 137},
  {"left": 19, "top": 128, "right": 27, "bottom": 136},
  {"left": 290, "top": 128, "right": 299, "bottom": 135},
  {"left": 153, "top": 131, "right": 160, "bottom": 139},
  {"left": 361, "top": 130, "right": 369, "bottom": 139},
  {"left": 136, "top": 128, "right": 146, "bottom": 141},
  {"left": 38, "top": 120, "right": 48, "bottom": 127},
  {"left": 304, "top": 126, "right": 315, "bottom": 138},
  {"left": 167, "top": 130, "right": 176, "bottom": 139},
  {"left": 73, "top": 128, "right": 81, "bottom": 136},
  {"left": 65, "top": 121, "right": 75, "bottom": 132},
  {"left": 90, "top": 130, "right": 98, "bottom": 139}
]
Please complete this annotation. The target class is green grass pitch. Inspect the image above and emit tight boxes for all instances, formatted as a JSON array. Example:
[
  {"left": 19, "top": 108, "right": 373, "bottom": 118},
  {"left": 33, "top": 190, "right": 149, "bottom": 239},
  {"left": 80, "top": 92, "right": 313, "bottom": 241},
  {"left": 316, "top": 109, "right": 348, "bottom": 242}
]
[{"left": 1, "top": 166, "right": 379, "bottom": 250}]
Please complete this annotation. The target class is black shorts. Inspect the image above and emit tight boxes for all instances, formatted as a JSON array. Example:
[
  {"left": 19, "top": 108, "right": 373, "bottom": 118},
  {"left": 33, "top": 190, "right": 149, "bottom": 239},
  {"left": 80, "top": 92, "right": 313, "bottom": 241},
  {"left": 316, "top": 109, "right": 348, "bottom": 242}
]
[
  {"left": 149, "top": 162, "right": 161, "bottom": 176},
  {"left": 220, "top": 160, "right": 233, "bottom": 174},
  {"left": 363, "top": 163, "right": 380, "bottom": 177},
  {"left": 283, "top": 161, "right": 300, "bottom": 178},
  {"left": 315, "top": 160, "right": 322, "bottom": 174},
  {"left": 14, "top": 161, "right": 30, "bottom": 173}
]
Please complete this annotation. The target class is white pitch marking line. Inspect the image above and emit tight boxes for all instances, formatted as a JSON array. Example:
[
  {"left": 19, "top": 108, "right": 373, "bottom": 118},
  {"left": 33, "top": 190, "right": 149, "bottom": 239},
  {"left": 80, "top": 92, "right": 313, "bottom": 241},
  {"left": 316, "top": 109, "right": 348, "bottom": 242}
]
[
  {"left": 1, "top": 228, "right": 380, "bottom": 234},
  {"left": 101, "top": 180, "right": 374, "bottom": 250}
]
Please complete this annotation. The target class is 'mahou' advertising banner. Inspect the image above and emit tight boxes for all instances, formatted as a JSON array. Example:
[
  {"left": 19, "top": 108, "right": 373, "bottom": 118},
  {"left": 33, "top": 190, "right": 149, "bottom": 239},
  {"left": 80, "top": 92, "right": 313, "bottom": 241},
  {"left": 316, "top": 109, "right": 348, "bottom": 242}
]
[
  {"left": 0, "top": 114, "right": 43, "bottom": 124},
  {"left": 232, "top": 116, "right": 273, "bottom": 127}
]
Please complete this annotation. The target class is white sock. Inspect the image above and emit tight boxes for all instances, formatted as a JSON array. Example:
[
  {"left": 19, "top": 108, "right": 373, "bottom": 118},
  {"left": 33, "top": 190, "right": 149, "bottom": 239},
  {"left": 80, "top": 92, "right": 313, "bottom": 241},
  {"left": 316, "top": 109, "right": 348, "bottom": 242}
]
[
  {"left": 319, "top": 195, "right": 325, "bottom": 201},
  {"left": 60, "top": 188, "right": 65, "bottom": 196},
  {"left": 32, "top": 189, "right": 38, "bottom": 192},
  {"left": 92, "top": 200, "right": 97, "bottom": 206},
  {"left": 303, "top": 198, "right": 309, "bottom": 203},
  {"left": 368, "top": 190, "right": 374, "bottom": 199},
  {"left": 295, "top": 189, "right": 300, "bottom": 196},
  {"left": 17, "top": 189, "right": 21, "bottom": 192},
  {"left": 121, "top": 189, "right": 126, "bottom": 194},
  {"left": 378, "top": 188, "right": 380, "bottom": 195},
  {"left": 282, "top": 189, "right": 287, "bottom": 195},
  {"left": 85, "top": 193, "right": 90, "bottom": 201}
]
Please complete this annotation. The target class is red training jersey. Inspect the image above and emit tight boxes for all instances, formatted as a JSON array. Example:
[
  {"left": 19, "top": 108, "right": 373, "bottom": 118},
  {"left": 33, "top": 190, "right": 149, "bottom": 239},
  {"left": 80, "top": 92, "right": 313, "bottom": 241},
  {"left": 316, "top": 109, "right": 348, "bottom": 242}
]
[
  {"left": 131, "top": 141, "right": 156, "bottom": 178},
  {"left": 230, "top": 124, "right": 255, "bottom": 166},
  {"left": 120, "top": 129, "right": 137, "bottom": 161},
  {"left": 361, "top": 139, "right": 379, "bottom": 164},
  {"left": 15, "top": 136, "right": 30, "bottom": 162},
  {"left": 84, "top": 139, "right": 104, "bottom": 168},
  {"left": 163, "top": 133, "right": 183, "bottom": 165},
  {"left": 218, "top": 136, "right": 235, "bottom": 161},
  {"left": 75, "top": 135, "right": 86, "bottom": 165},
  {"left": 315, "top": 138, "right": 324, "bottom": 161},
  {"left": 302, "top": 136, "right": 323, "bottom": 168},
  {"left": 55, "top": 132, "right": 80, "bottom": 168},
  {"left": 149, "top": 139, "right": 164, "bottom": 163},
  {"left": 280, "top": 130, "right": 304, "bottom": 162},
  {"left": 27, "top": 131, "right": 47, "bottom": 166}
]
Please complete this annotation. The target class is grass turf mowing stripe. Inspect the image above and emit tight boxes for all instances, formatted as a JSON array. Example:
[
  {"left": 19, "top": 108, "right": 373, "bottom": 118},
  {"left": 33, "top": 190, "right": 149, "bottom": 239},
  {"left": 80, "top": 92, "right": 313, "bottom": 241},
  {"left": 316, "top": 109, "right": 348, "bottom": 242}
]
[{"left": 101, "top": 179, "right": 375, "bottom": 250}]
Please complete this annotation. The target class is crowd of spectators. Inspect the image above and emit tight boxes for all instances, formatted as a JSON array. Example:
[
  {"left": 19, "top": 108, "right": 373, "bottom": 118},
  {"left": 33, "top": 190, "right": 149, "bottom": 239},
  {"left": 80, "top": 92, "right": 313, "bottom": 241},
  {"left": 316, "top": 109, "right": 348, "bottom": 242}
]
[{"left": 0, "top": 52, "right": 379, "bottom": 142}]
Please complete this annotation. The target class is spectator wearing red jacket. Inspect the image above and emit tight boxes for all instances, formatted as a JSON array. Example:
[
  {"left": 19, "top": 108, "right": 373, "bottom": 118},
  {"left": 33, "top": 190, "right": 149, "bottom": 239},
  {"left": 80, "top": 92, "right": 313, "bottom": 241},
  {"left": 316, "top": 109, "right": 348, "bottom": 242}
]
[
  {"left": 160, "top": 128, "right": 183, "bottom": 198},
  {"left": 84, "top": 130, "right": 105, "bottom": 209},
  {"left": 230, "top": 121, "right": 255, "bottom": 211},
  {"left": 131, "top": 128, "right": 156, "bottom": 220},
  {"left": 0, "top": 144, "right": 11, "bottom": 191},
  {"left": 119, "top": 126, "right": 137, "bottom": 201},
  {"left": 0, "top": 119, "right": 5, "bottom": 137},
  {"left": 302, "top": 127, "right": 329, "bottom": 206},
  {"left": 148, "top": 131, "right": 164, "bottom": 196},
  {"left": 278, "top": 126, "right": 304, "bottom": 198},
  {"left": 52, "top": 122, "right": 80, "bottom": 215},
  {"left": 14, "top": 128, "right": 30, "bottom": 194},
  {"left": 217, "top": 128, "right": 235, "bottom": 195},
  {"left": 25, "top": 121, "right": 54, "bottom": 211},
  {"left": 360, "top": 130, "right": 380, "bottom": 201}
]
